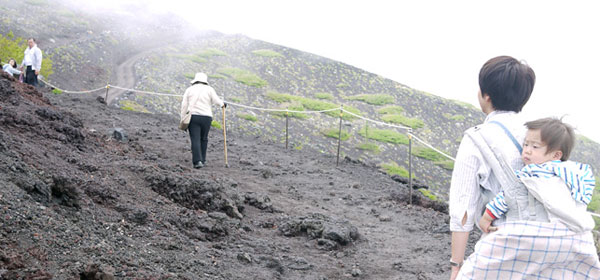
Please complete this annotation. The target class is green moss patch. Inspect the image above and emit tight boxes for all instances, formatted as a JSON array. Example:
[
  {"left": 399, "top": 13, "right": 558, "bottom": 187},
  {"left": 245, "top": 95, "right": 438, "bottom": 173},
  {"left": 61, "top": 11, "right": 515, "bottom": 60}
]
[
  {"left": 322, "top": 128, "right": 350, "bottom": 141},
  {"left": 358, "top": 127, "right": 409, "bottom": 145},
  {"left": 238, "top": 113, "right": 257, "bottom": 122},
  {"left": 198, "top": 48, "right": 227, "bottom": 58},
  {"left": 378, "top": 106, "right": 404, "bottom": 115},
  {"left": 251, "top": 49, "right": 284, "bottom": 58},
  {"left": 218, "top": 67, "right": 267, "bottom": 87},
  {"left": 211, "top": 120, "right": 222, "bottom": 129},
  {"left": 265, "top": 91, "right": 361, "bottom": 120},
  {"left": 411, "top": 147, "right": 454, "bottom": 170},
  {"left": 381, "top": 162, "right": 414, "bottom": 178},
  {"left": 381, "top": 114, "right": 424, "bottom": 129},
  {"left": 120, "top": 100, "right": 150, "bottom": 113},
  {"left": 357, "top": 143, "right": 381, "bottom": 153},
  {"left": 346, "top": 94, "right": 394, "bottom": 105},
  {"left": 314, "top": 92, "right": 333, "bottom": 100}
]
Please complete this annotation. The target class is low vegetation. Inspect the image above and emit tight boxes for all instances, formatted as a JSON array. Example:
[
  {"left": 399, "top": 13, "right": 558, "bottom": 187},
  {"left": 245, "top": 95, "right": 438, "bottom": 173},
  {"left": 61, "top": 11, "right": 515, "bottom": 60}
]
[
  {"left": 238, "top": 113, "right": 257, "bottom": 122},
  {"left": 381, "top": 162, "right": 414, "bottom": 178},
  {"left": 346, "top": 94, "right": 394, "bottom": 105},
  {"left": 314, "top": 92, "right": 333, "bottom": 100},
  {"left": 251, "top": 49, "right": 284, "bottom": 58},
  {"left": 198, "top": 48, "right": 227, "bottom": 58},
  {"left": 218, "top": 67, "right": 268, "bottom": 87},
  {"left": 322, "top": 128, "right": 350, "bottom": 141},
  {"left": 0, "top": 31, "right": 53, "bottom": 78},
  {"left": 358, "top": 127, "right": 409, "bottom": 145},
  {"left": 266, "top": 91, "right": 361, "bottom": 120},
  {"left": 381, "top": 114, "right": 424, "bottom": 129},
  {"left": 411, "top": 146, "right": 454, "bottom": 170},
  {"left": 357, "top": 142, "right": 381, "bottom": 154},
  {"left": 377, "top": 106, "right": 404, "bottom": 115},
  {"left": 119, "top": 100, "right": 150, "bottom": 113}
]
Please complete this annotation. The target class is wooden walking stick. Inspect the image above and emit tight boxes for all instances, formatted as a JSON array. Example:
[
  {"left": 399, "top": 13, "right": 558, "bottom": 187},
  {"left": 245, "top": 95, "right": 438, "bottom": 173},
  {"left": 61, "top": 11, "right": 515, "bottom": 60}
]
[{"left": 222, "top": 105, "right": 229, "bottom": 168}]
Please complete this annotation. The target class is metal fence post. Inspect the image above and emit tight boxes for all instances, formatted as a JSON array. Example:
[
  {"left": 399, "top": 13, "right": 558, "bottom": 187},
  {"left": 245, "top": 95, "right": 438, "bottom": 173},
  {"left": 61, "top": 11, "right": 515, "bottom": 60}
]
[
  {"left": 408, "top": 133, "right": 413, "bottom": 205},
  {"left": 285, "top": 109, "right": 289, "bottom": 149},
  {"left": 104, "top": 83, "right": 110, "bottom": 105},
  {"left": 336, "top": 105, "right": 343, "bottom": 166}
]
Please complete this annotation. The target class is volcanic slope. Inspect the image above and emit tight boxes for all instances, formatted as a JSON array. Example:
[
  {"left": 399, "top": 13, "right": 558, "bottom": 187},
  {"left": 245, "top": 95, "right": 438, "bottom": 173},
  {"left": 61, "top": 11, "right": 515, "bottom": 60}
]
[{"left": 1, "top": 72, "right": 482, "bottom": 279}]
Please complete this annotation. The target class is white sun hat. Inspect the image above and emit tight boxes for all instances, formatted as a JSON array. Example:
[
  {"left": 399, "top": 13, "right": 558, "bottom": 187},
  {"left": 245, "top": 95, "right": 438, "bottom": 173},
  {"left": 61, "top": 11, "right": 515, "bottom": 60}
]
[{"left": 191, "top": 72, "right": 208, "bottom": 84}]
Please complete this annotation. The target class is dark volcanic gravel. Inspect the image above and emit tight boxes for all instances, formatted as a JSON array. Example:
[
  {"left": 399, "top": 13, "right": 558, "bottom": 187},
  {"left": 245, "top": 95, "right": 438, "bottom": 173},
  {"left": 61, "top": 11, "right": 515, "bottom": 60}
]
[{"left": 0, "top": 72, "right": 481, "bottom": 279}]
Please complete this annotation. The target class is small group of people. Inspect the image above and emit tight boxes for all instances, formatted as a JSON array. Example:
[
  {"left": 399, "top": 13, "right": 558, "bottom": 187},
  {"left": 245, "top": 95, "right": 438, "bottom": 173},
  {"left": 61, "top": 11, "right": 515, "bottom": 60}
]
[
  {"left": 449, "top": 56, "right": 599, "bottom": 279},
  {"left": 1, "top": 37, "right": 43, "bottom": 87}
]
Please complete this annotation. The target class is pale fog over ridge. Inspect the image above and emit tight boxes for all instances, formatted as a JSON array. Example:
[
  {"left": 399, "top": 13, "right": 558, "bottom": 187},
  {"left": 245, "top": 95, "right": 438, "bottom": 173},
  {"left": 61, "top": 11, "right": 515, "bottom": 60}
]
[{"left": 55, "top": 0, "right": 600, "bottom": 143}]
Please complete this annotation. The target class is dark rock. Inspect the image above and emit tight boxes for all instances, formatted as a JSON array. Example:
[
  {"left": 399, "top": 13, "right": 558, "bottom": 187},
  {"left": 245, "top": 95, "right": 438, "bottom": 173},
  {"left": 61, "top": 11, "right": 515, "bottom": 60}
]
[{"left": 112, "top": 128, "right": 127, "bottom": 142}]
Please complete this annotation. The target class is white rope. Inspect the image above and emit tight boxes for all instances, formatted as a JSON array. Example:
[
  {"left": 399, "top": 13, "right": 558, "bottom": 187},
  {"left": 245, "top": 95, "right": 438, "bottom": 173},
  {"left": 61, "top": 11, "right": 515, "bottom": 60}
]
[
  {"left": 39, "top": 78, "right": 106, "bottom": 94},
  {"left": 226, "top": 101, "right": 342, "bottom": 114},
  {"left": 590, "top": 212, "right": 600, "bottom": 218},
  {"left": 109, "top": 85, "right": 181, "bottom": 97},
  {"left": 341, "top": 108, "right": 412, "bottom": 131},
  {"left": 409, "top": 133, "right": 456, "bottom": 161}
]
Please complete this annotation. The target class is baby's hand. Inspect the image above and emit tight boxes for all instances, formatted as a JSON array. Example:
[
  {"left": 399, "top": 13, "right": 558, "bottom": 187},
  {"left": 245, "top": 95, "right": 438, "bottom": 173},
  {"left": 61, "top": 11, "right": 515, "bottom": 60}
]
[{"left": 479, "top": 212, "right": 497, "bottom": 233}]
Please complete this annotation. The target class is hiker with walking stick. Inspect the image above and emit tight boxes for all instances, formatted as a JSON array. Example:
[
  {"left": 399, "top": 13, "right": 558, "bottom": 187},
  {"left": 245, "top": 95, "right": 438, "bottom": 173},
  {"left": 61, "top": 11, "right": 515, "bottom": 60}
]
[{"left": 180, "top": 72, "right": 225, "bottom": 169}]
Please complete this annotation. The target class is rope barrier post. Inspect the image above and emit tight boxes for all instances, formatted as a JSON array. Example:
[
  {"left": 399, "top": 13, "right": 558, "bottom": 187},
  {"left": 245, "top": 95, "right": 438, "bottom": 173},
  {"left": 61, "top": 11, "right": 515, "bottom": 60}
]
[
  {"left": 285, "top": 109, "right": 289, "bottom": 149},
  {"left": 336, "top": 105, "right": 343, "bottom": 166},
  {"left": 408, "top": 133, "right": 413, "bottom": 205},
  {"left": 365, "top": 119, "right": 369, "bottom": 144},
  {"left": 222, "top": 106, "right": 229, "bottom": 168},
  {"left": 104, "top": 83, "right": 110, "bottom": 105}
]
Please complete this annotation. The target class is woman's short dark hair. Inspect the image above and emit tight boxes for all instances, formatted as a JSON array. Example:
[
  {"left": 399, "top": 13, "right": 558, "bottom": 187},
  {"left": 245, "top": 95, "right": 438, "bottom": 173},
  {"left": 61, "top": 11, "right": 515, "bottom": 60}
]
[
  {"left": 525, "top": 117, "right": 575, "bottom": 161},
  {"left": 479, "top": 56, "right": 536, "bottom": 112}
]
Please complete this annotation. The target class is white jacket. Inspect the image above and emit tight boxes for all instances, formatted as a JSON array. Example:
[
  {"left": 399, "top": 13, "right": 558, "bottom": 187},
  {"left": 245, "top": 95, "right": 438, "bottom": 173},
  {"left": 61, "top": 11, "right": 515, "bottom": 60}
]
[{"left": 180, "top": 83, "right": 224, "bottom": 119}]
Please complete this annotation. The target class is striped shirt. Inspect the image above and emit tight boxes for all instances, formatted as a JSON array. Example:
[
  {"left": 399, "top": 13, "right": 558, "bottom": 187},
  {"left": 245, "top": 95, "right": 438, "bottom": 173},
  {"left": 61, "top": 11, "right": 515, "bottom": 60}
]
[{"left": 486, "top": 160, "right": 595, "bottom": 219}]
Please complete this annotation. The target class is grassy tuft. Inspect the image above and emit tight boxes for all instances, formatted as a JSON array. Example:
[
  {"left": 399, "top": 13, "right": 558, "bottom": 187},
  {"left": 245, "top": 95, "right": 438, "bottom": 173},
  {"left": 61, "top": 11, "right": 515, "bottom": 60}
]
[
  {"left": 357, "top": 142, "right": 381, "bottom": 153},
  {"left": 381, "top": 114, "right": 424, "bottom": 129},
  {"left": 314, "top": 92, "right": 333, "bottom": 100},
  {"left": 265, "top": 91, "right": 361, "bottom": 120},
  {"left": 358, "top": 127, "right": 409, "bottom": 145},
  {"left": 238, "top": 113, "right": 257, "bottom": 122},
  {"left": 378, "top": 106, "right": 404, "bottom": 115},
  {"left": 198, "top": 48, "right": 227, "bottom": 58},
  {"left": 252, "top": 49, "right": 284, "bottom": 57},
  {"left": 211, "top": 120, "right": 222, "bottom": 129},
  {"left": 52, "top": 89, "right": 63, "bottom": 95},
  {"left": 381, "top": 162, "right": 414, "bottom": 178},
  {"left": 218, "top": 67, "right": 267, "bottom": 87},
  {"left": 120, "top": 100, "right": 150, "bottom": 113},
  {"left": 322, "top": 128, "right": 350, "bottom": 141},
  {"left": 346, "top": 94, "right": 394, "bottom": 105},
  {"left": 419, "top": 189, "right": 439, "bottom": 201}
]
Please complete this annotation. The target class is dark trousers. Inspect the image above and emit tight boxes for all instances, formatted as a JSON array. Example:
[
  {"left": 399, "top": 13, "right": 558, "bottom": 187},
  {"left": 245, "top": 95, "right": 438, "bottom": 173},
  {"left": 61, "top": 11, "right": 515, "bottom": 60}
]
[
  {"left": 188, "top": 115, "right": 212, "bottom": 165},
  {"left": 25, "top": 65, "right": 38, "bottom": 87}
]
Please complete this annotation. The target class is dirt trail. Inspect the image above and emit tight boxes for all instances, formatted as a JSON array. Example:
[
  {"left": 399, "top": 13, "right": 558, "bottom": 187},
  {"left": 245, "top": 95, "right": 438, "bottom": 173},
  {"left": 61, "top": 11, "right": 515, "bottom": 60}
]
[{"left": 107, "top": 49, "right": 156, "bottom": 105}]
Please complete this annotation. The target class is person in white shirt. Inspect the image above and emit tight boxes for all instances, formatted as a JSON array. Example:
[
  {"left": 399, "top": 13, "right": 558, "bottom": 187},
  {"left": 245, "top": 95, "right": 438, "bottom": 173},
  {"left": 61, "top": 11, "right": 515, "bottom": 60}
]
[
  {"left": 448, "top": 56, "right": 536, "bottom": 279},
  {"left": 180, "top": 72, "right": 225, "bottom": 169},
  {"left": 20, "top": 38, "right": 43, "bottom": 87}
]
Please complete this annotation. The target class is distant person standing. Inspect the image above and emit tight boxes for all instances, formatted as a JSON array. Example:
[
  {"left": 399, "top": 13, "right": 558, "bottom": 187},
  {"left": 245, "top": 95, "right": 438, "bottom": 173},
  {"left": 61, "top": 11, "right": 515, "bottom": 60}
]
[
  {"left": 20, "top": 38, "right": 42, "bottom": 87},
  {"left": 180, "top": 72, "right": 225, "bottom": 169}
]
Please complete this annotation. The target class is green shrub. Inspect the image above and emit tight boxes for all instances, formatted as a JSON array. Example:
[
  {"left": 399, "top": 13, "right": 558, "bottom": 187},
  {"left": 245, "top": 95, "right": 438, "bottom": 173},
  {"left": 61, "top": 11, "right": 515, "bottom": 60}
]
[
  {"left": 411, "top": 147, "right": 454, "bottom": 170},
  {"left": 347, "top": 94, "right": 394, "bottom": 105},
  {"left": 314, "top": 92, "right": 333, "bottom": 100},
  {"left": 120, "top": 100, "right": 150, "bottom": 113},
  {"left": 265, "top": 91, "right": 361, "bottom": 120},
  {"left": 218, "top": 67, "right": 267, "bottom": 87},
  {"left": 270, "top": 103, "right": 308, "bottom": 119},
  {"left": 358, "top": 127, "right": 409, "bottom": 145},
  {"left": 211, "top": 120, "right": 222, "bottom": 129},
  {"left": 1, "top": 32, "right": 53, "bottom": 78},
  {"left": 238, "top": 113, "right": 257, "bottom": 122},
  {"left": 357, "top": 143, "right": 380, "bottom": 153},
  {"left": 378, "top": 106, "right": 404, "bottom": 115},
  {"left": 252, "top": 49, "right": 284, "bottom": 57},
  {"left": 381, "top": 162, "right": 414, "bottom": 178},
  {"left": 381, "top": 114, "right": 424, "bottom": 129},
  {"left": 198, "top": 48, "right": 227, "bottom": 58},
  {"left": 322, "top": 128, "right": 350, "bottom": 141},
  {"left": 588, "top": 177, "right": 600, "bottom": 212},
  {"left": 419, "top": 189, "right": 438, "bottom": 201}
]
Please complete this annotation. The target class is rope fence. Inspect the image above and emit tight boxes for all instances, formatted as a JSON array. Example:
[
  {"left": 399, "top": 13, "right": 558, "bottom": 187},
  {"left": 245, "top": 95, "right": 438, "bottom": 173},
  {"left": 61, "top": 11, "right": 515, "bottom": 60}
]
[{"left": 36, "top": 79, "right": 600, "bottom": 220}]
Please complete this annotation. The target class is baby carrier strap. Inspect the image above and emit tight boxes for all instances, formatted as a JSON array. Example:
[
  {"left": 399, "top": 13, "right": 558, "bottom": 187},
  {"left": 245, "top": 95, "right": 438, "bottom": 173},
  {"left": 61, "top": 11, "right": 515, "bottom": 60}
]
[{"left": 465, "top": 122, "right": 548, "bottom": 222}]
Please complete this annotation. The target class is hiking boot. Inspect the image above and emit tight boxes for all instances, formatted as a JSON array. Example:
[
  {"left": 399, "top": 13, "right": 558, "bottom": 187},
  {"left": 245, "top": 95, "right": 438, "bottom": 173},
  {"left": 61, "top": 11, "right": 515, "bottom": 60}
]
[{"left": 193, "top": 162, "right": 204, "bottom": 169}]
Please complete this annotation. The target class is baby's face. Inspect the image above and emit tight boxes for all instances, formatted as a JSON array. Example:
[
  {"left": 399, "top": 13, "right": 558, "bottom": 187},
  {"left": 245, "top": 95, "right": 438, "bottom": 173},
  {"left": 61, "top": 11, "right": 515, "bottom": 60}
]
[{"left": 522, "top": 129, "right": 558, "bottom": 165}]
